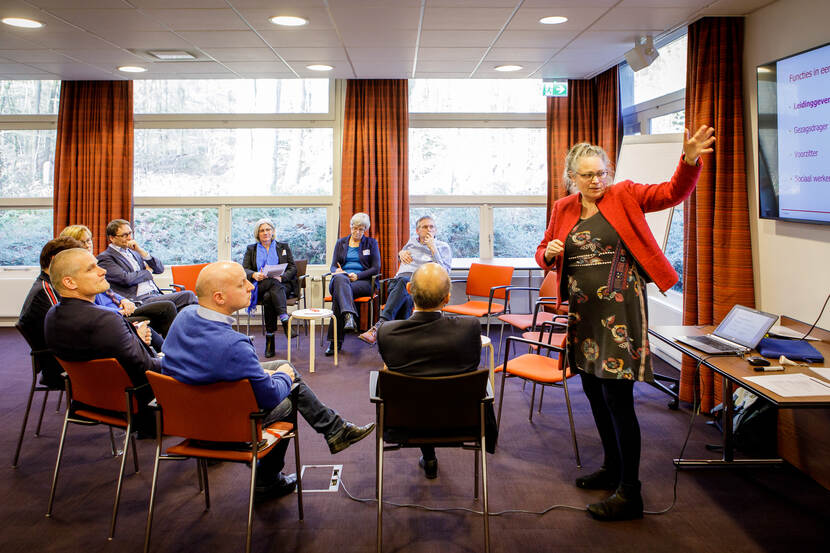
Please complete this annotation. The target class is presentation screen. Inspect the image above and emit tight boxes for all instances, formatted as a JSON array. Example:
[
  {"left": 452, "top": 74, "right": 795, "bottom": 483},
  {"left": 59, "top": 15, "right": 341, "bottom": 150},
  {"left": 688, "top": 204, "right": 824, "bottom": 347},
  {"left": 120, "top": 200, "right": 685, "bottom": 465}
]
[{"left": 757, "top": 41, "right": 830, "bottom": 225}]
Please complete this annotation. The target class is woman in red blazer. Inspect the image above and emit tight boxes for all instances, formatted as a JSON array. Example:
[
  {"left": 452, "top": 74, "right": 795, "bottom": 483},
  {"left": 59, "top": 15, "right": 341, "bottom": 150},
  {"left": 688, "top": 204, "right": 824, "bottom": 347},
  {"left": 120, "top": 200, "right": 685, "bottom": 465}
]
[{"left": 536, "top": 125, "right": 715, "bottom": 521}]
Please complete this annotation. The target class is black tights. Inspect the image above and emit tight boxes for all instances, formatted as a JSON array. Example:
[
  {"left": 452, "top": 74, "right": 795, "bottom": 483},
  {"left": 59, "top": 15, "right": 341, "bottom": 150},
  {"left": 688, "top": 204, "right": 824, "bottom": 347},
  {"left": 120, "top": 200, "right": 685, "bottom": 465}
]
[{"left": 580, "top": 372, "right": 641, "bottom": 486}]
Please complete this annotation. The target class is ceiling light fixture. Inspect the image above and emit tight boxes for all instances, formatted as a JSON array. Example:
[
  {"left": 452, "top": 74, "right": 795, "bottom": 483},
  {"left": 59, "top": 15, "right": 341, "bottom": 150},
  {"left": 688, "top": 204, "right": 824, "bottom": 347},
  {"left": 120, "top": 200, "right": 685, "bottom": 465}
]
[
  {"left": 269, "top": 16, "right": 308, "bottom": 26},
  {"left": 148, "top": 50, "right": 196, "bottom": 61},
  {"left": 539, "top": 16, "right": 568, "bottom": 25},
  {"left": 306, "top": 64, "right": 333, "bottom": 72},
  {"left": 118, "top": 65, "right": 147, "bottom": 73},
  {"left": 2, "top": 17, "right": 44, "bottom": 28},
  {"left": 494, "top": 64, "right": 522, "bottom": 72}
]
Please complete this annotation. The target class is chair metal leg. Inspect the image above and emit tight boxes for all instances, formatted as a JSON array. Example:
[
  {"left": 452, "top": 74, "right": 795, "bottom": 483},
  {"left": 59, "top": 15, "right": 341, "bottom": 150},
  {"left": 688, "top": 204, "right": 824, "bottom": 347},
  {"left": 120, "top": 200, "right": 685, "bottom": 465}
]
[
  {"left": 538, "top": 386, "right": 545, "bottom": 413},
  {"left": 131, "top": 433, "right": 140, "bottom": 473},
  {"left": 46, "top": 412, "right": 71, "bottom": 518},
  {"left": 293, "top": 430, "right": 304, "bottom": 520},
  {"left": 496, "top": 372, "right": 508, "bottom": 429},
  {"left": 108, "top": 422, "right": 133, "bottom": 540},
  {"left": 376, "top": 407, "right": 384, "bottom": 553},
  {"left": 480, "top": 432, "right": 490, "bottom": 553},
  {"left": 196, "top": 458, "right": 204, "bottom": 491},
  {"left": 143, "top": 438, "right": 163, "bottom": 553},
  {"left": 246, "top": 450, "right": 258, "bottom": 553},
  {"left": 201, "top": 460, "right": 211, "bottom": 511},
  {"left": 12, "top": 379, "right": 37, "bottom": 467},
  {"left": 109, "top": 427, "right": 118, "bottom": 457},
  {"left": 529, "top": 382, "right": 537, "bottom": 422},
  {"left": 55, "top": 390, "right": 64, "bottom": 413},
  {"left": 473, "top": 449, "right": 479, "bottom": 500},
  {"left": 561, "top": 377, "right": 581, "bottom": 468},
  {"left": 35, "top": 389, "right": 50, "bottom": 436}
]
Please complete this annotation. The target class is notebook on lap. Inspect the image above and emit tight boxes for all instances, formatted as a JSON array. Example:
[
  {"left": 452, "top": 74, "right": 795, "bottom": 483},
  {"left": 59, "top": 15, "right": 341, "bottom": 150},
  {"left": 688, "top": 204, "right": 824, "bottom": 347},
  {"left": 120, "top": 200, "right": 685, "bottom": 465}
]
[{"left": 675, "top": 305, "right": 779, "bottom": 355}]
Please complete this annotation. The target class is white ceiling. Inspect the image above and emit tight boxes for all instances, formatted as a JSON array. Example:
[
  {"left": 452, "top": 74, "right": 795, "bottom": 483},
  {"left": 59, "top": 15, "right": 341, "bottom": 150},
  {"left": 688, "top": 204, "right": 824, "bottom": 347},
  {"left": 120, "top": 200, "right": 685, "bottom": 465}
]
[{"left": 0, "top": 0, "right": 774, "bottom": 80}]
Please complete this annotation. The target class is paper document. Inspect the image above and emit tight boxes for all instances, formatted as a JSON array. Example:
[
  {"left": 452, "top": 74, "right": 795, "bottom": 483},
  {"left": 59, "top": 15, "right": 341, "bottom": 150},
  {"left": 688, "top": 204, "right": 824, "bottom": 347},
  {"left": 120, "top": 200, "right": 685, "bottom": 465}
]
[
  {"left": 744, "top": 373, "right": 830, "bottom": 397},
  {"left": 810, "top": 367, "right": 830, "bottom": 380},
  {"left": 262, "top": 263, "right": 287, "bottom": 279},
  {"left": 767, "top": 325, "right": 819, "bottom": 341}
]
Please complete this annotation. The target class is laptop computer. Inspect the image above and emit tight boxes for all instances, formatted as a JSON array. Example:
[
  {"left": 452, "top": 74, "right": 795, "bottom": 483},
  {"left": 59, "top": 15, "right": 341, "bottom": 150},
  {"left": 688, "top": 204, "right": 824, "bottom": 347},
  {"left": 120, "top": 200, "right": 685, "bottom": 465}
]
[{"left": 675, "top": 304, "right": 779, "bottom": 355}]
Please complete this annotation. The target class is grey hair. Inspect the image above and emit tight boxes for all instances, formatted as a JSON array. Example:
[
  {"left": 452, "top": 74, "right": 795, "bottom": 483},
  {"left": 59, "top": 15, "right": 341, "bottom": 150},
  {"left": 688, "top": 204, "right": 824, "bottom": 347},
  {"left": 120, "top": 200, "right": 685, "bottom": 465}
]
[
  {"left": 350, "top": 212, "right": 371, "bottom": 231},
  {"left": 562, "top": 143, "right": 614, "bottom": 194},
  {"left": 415, "top": 215, "right": 434, "bottom": 229},
  {"left": 253, "top": 218, "right": 275, "bottom": 241}
]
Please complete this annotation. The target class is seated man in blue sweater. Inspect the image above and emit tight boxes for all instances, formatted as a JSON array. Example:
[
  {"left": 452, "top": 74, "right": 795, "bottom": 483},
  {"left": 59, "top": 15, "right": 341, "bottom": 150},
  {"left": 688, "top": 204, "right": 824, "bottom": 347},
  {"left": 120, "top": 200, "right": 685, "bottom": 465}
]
[{"left": 161, "top": 261, "right": 375, "bottom": 501}]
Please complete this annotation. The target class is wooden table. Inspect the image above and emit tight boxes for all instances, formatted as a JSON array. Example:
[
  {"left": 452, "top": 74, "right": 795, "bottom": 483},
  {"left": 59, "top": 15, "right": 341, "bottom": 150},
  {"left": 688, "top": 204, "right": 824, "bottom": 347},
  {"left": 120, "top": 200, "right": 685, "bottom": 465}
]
[{"left": 649, "top": 323, "right": 830, "bottom": 468}]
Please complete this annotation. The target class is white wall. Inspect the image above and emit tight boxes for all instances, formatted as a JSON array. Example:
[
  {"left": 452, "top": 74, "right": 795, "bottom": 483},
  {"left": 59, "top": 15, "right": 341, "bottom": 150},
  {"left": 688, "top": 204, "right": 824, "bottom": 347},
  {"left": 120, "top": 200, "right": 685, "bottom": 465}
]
[{"left": 745, "top": 0, "right": 830, "bottom": 330}]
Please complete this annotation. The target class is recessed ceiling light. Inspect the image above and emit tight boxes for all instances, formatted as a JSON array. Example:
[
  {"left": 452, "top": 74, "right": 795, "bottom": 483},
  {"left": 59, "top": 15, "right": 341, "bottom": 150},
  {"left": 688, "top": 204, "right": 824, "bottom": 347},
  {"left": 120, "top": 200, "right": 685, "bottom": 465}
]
[
  {"left": 269, "top": 16, "right": 308, "bottom": 26},
  {"left": 118, "top": 65, "right": 147, "bottom": 73},
  {"left": 306, "top": 64, "right": 333, "bottom": 72},
  {"left": 494, "top": 64, "right": 522, "bottom": 72},
  {"left": 2, "top": 17, "right": 44, "bottom": 28},
  {"left": 539, "top": 16, "right": 568, "bottom": 25},
  {"left": 148, "top": 50, "right": 195, "bottom": 61}
]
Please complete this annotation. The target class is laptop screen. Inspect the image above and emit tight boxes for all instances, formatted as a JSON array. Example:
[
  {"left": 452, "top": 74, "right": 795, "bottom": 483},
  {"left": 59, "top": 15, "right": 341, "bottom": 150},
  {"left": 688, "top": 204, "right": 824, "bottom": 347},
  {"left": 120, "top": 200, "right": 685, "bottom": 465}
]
[{"left": 713, "top": 305, "right": 779, "bottom": 348}]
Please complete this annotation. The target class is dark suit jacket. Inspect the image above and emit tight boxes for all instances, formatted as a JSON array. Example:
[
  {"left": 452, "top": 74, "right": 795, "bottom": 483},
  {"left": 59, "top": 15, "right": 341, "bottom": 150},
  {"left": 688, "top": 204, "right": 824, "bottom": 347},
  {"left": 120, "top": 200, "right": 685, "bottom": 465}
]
[
  {"left": 44, "top": 297, "right": 161, "bottom": 393},
  {"left": 242, "top": 241, "right": 298, "bottom": 298},
  {"left": 97, "top": 245, "right": 164, "bottom": 300},
  {"left": 377, "top": 310, "right": 497, "bottom": 451},
  {"left": 330, "top": 235, "right": 381, "bottom": 281},
  {"left": 17, "top": 272, "right": 63, "bottom": 386}
]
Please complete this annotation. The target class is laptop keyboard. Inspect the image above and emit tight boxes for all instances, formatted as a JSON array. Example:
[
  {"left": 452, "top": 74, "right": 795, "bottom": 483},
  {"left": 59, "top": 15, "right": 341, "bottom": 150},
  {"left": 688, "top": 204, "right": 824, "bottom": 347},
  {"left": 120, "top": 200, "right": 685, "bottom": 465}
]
[{"left": 689, "top": 335, "right": 739, "bottom": 352}]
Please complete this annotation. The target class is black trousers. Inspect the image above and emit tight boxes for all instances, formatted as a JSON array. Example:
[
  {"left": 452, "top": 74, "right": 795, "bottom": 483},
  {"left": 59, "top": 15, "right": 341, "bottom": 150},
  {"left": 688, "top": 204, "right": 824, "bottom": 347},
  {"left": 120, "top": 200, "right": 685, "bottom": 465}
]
[
  {"left": 130, "top": 299, "right": 177, "bottom": 337},
  {"left": 139, "top": 290, "right": 198, "bottom": 313},
  {"left": 258, "top": 278, "right": 289, "bottom": 333},
  {"left": 327, "top": 274, "right": 372, "bottom": 342},
  {"left": 580, "top": 372, "right": 641, "bottom": 486}
]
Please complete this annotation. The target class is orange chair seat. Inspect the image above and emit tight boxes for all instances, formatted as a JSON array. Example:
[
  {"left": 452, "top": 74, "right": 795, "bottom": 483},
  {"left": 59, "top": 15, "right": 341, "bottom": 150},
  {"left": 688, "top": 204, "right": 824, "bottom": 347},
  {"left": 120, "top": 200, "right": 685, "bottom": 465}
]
[
  {"left": 324, "top": 295, "right": 332, "bottom": 302},
  {"left": 443, "top": 301, "right": 505, "bottom": 317},
  {"left": 73, "top": 409, "right": 128, "bottom": 428},
  {"left": 496, "top": 354, "right": 571, "bottom": 383},
  {"left": 521, "top": 330, "right": 567, "bottom": 348},
  {"left": 166, "top": 421, "right": 294, "bottom": 462},
  {"left": 325, "top": 295, "right": 375, "bottom": 303},
  {"left": 497, "top": 311, "right": 557, "bottom": 330}
]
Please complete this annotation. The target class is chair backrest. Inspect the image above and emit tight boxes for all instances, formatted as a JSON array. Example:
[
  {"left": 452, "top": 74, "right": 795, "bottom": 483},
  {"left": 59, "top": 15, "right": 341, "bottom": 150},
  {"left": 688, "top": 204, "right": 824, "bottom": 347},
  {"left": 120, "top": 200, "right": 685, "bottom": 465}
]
[
  {"left": 466, "top": 263, "right": 514, "bottom": 300},
  {"left": 146, "top": 371, "right": 260, "bottom": 443},
  {"left": 295, "top": 259, "right": 308, "bottom": 293},
  {"left": 538, "top": 270, "right": 558, "bottom": 298},
  {"left": 56, "top": 358, "right": 138, "bottom": 413},
  {"left": 170, "top": 263, "right": 209, "bottom": 293},
  {"left": 378, "top": 369, "right": 489, "bottom": 431}
]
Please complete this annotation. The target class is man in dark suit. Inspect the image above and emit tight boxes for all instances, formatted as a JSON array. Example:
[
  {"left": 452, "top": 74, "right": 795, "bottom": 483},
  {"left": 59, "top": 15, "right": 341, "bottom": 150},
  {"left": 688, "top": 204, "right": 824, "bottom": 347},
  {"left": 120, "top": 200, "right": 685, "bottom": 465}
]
[
  {"left": 96, "top": 219, "right": 197, "bottom": 311},
  {"left": 377, "top": 262, "right": 494, "bottom": 479},
  {"left": 44, "top": 248, "right": 160, "bottom": 416}
]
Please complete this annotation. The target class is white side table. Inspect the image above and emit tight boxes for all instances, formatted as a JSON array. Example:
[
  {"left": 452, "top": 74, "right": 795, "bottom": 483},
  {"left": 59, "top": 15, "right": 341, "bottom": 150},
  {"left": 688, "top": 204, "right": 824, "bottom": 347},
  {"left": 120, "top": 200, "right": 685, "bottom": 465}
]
[
  {"left": 287, "top": 308, "right": 337, "bottom": 373},
  {"left": 481, "top": 335, "right": 495, "bottom": 388}
]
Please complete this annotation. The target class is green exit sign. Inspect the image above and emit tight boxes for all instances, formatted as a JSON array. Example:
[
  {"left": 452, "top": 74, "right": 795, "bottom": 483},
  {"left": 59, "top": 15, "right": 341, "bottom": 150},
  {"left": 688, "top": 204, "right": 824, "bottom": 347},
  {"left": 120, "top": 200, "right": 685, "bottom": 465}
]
[{"left": 543, "top": 80, "right": 568, "bottom": 97}]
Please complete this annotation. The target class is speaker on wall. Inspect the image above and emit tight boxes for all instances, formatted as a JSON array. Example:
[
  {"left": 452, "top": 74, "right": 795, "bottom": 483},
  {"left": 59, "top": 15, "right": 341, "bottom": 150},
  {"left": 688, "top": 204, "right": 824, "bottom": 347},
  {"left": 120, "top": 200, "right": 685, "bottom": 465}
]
[{"left": 625, "top": 36, "right": 659, "bottom": 72}]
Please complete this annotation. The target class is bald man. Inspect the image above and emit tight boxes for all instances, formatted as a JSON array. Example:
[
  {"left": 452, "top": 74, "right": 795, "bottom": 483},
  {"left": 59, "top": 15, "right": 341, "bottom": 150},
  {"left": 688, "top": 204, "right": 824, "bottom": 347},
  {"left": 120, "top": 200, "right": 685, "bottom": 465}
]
[
  {"left": 161, "top": 261, "right": 374, "bottom": 501},
  {"left": 377, "top": 263, "right": 495, "bottom": 479}
]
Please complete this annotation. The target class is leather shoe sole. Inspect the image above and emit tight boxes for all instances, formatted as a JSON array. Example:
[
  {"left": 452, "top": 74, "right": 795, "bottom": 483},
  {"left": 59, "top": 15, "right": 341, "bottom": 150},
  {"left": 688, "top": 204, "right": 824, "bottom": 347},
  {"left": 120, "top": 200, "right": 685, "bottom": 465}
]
[
  {"left": 419, "top": 456, "right": 438, "bottom": 479},
  {"left": 327, "top": 422, "right": 375, "bottom": 454}
]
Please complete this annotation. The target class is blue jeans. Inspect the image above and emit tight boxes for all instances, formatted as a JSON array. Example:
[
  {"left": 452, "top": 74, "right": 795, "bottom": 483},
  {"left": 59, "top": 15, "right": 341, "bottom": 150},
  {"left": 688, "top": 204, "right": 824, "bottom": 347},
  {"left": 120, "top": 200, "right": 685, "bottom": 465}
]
[
  {"left": 378, "top": 274, "right": 414, "bottom": 323},
  {"left": 328, "top": 273, "right": 373, "bottom": 341}
]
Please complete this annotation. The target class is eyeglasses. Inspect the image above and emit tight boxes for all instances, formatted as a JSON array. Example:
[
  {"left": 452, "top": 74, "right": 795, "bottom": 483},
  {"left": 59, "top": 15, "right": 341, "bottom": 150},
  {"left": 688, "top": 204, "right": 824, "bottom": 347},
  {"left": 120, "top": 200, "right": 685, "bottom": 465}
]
[
  {"left": 573, "top": 170, "right": 608, "bottom": 180},
  {"left": 350, "top": 225, "right": 366, "bottom": 231},
  {"left": 115, "top": 231, "right": 132, "bottom": 238}
]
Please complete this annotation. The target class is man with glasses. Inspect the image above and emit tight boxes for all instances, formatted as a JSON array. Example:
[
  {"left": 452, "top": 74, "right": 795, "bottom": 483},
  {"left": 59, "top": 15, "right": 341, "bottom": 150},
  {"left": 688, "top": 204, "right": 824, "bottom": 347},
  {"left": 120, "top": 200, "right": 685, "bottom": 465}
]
[
  {"left": 97, "top": 219, "right": 198, "bottom": 311},
  {"left": 359, "top": 215, "right": 451, "bottom": 345}
]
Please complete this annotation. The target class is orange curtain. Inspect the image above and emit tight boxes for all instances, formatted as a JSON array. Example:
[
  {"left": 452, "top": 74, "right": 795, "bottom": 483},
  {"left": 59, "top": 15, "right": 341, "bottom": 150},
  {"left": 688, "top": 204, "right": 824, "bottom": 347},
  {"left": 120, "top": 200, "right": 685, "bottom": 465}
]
[
  {"left": 53, "top": 81, "right": 133, "bottom": 252},
  {"left": 340, "top": 80, "right": 409, "bottom": 279},
  {"left": 680, "top": 17, "right": 755, "bottom": 412},
  {"left": 546, "top": 66, "right": 621, "bottom": 219}
]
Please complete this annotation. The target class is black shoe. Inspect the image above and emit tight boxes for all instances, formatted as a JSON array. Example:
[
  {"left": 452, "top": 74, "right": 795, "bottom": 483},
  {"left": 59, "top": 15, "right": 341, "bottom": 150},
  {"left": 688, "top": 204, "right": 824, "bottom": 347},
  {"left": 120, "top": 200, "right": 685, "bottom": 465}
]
[
  {"left": 327, "top": 422, "right": 375, "bottom": 454},
  {"left": 264, "top": 333, "right": 276, "bottom": 358},
  {"left": 281, "top": 319, "right": 298, "bottom": 339},
  {"left": 575, "top": 466, "right": 619, "bottom": 490},
  {"left": 587, "top": 482, "right": 643, "bottom": 521},
  {"left": 254, "top": 472, "right": 297, "bottom": 502},
  {"left": 325, "top": 342, "right": 341, "bottom": 357},
  {"left": 343, "top": 313, "right": 357, "bottom": 333},
  {"left": 419, "top": 456, "right": 438, "bottom": 479}
]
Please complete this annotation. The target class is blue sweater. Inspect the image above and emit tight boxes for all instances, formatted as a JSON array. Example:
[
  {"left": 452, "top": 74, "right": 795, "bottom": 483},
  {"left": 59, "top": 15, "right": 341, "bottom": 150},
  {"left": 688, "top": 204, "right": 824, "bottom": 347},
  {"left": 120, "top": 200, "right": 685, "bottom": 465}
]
[{"left": 161, "top": 306, "right": 292, "bottom": 410}]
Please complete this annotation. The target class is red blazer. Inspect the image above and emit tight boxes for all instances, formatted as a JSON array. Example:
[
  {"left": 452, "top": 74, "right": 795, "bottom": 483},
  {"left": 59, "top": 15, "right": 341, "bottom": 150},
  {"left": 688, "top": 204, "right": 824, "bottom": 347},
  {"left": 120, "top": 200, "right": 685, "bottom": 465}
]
[{"left": 535, "top": 157, "right": 702, "bottom": 306}]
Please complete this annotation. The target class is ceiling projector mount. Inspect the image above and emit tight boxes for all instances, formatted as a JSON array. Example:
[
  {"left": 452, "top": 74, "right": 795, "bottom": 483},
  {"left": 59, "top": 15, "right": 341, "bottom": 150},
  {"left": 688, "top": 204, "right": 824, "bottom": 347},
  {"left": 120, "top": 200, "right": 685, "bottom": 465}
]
[{"left": 625, "top": 36, "right": 659, "bottom": 72}]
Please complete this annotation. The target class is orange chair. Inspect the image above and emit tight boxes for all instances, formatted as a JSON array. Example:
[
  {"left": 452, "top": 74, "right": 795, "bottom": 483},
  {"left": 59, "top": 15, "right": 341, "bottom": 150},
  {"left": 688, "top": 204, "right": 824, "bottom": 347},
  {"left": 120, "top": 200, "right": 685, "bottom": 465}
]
[
  {"left": 143, "top": 372, "right": 302, "bottom": 553},
  {"left": 320, "top": 272, "right": 379, "bottom": 331},
  {"left": 497, "top": 270, "right": 568, "bottom": 354},
  {"left": 170, "top": 263, "right": 209, "bottom": 293},
  {"left": 442, "top": 263, "right": 514, "bottom": 338},
  {"left": 47, "top": 358, "right": 147, "bottom": 539},
  {"left": 12, "top": 323, "right": 64, "bottom": 468},
  {"left": 496, "top": 332, "right": 581, "bottom": 467}
]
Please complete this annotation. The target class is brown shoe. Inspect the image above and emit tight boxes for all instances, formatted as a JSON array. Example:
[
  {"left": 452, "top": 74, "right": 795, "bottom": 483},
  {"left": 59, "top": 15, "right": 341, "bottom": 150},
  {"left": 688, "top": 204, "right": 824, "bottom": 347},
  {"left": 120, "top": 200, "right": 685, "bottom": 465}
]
[{"left": 358, "top": 325, "right": 378, "bottom": 345}]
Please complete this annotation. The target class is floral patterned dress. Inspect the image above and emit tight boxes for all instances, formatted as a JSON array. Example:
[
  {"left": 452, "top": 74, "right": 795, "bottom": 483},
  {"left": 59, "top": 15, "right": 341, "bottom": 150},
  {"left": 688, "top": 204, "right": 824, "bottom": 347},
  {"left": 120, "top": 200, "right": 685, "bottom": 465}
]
[{"left": 564, "top": 212, "right": 652, "bottom": 382}]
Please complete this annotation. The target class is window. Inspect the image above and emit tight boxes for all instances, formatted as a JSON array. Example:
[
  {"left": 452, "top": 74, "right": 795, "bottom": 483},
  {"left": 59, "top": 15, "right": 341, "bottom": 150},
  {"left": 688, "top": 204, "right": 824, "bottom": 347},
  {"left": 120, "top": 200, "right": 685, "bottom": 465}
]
[
  {"left": 409, "top": 79, "right": 546, "bottom": 260},
  {"left": 231, "top": 207, "right": 327, "bottom": 265},
  {"left": 650, "top": 110, "right": 685, "bottom": 135},
  {"left": 134, "top": 208, "right": 219, "bottom": 266},
  {"left": 0, "top": 81, "right": 60, "bottom": 265}
]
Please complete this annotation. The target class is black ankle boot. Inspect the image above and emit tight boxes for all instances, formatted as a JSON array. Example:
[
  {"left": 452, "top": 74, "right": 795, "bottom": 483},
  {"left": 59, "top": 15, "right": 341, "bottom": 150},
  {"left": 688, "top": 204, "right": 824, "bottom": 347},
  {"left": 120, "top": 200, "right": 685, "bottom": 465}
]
[
  {"left": 264, "top": 333, "right": 275, "bottom": 358},
  {"left": 281, "top": 319, "right": 297, "bottom": 338},
  {"left": 587, "top": 481, "right": 643, "bottom": 521},
  {"left": 575, "top": 466, "right": 619, "bottom": 490}
]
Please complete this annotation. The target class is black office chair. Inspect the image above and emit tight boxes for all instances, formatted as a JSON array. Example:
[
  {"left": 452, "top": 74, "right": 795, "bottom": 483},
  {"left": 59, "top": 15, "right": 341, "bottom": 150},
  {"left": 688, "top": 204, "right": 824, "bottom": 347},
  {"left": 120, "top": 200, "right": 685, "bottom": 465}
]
[
  {"left": 370, "top": 368, "right": 493, "bottom": 553},
  {"left": 12, "top": 322, "right": 64, "bottom": 468}
]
